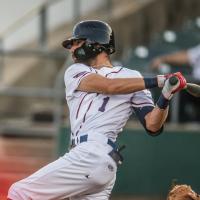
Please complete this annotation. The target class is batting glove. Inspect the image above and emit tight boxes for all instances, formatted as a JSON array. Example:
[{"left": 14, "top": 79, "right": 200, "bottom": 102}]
[
  {"left": 157, "top": 72, "right": 186, "bottom": 88},
  {"left": 157, "top": 74, "right": 174, "bottom": 88},
  {"left": 162, "top": 72, "right": 186, "bottom": 100}
]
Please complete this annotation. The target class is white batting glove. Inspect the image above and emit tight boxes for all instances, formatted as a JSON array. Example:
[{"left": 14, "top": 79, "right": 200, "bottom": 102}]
[
  {"left": 157, "top": 75, "right": 167, "bottom": 88},
  {"left": 162, "top": 78, "right": 180, "bottom": 100}
]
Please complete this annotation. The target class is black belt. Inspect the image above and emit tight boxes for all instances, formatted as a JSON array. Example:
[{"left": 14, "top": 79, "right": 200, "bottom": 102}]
[{"left": 71, "top": 134, "right": 125, "bottom": 166}]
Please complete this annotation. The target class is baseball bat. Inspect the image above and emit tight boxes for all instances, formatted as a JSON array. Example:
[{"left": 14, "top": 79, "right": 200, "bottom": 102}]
[{"left": 169, "top": 76, "right": 200, "bottom": 97}]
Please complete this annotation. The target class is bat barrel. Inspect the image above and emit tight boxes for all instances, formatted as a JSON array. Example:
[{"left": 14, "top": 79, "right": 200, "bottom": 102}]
[{"left": 186, "top": 83, "right": 200, "bottom": 97}]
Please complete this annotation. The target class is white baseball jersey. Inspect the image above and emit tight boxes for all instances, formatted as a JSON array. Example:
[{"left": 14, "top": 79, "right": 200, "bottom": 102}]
[
  {"left": 64, "top": 63, "right": 154, "bottom": 143},
  {"left": 8, "top": 63, "right": 155, "bottom": 200}
]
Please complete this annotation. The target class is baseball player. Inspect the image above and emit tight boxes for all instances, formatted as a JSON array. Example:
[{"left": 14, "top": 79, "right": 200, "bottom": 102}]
[{"left": 7, "top": 20, "right": 186, "bottom": 200}]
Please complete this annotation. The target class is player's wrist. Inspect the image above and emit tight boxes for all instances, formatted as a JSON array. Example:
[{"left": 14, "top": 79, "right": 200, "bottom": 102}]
[
  {"left": 143, "top": 75, "right": 170, "bottom": 89},
  {"left": 143, "top": 77, "right": 158, "bottom": 89},
  {"left": 156, "top": 93, "right": 170, "bottom": 109}
]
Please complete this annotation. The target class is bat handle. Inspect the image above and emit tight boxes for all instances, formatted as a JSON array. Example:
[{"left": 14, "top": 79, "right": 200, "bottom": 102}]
[{"left": 169, "top": 76, "right": 179, "bottom": 86}]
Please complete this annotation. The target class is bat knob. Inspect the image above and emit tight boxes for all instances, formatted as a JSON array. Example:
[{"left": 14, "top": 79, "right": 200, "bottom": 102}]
[{"left": 169, "top": 76, "right": 179, "bottom": 86}]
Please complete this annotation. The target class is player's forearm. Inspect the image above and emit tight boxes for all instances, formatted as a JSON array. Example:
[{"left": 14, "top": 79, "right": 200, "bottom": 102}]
[
  {"left": 145, "top": 106, "right": 169, "bottom": 133},
  {"left": 78, "top": 73, "right": 164, "bottom": 94},
  {"left": 106, "top": 78, "right": 146, "bottom": 94},
  {"left": 160, "top": 51, "right": 189, "bottom": 66},
  {"left": 105, "top": 76, "right": 166, "bottom": 94}
]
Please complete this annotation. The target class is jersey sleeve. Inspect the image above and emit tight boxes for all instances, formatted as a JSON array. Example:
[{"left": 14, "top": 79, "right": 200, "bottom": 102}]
[
  {"left": 131, "top": 89, "right": 154, "bottom": 108},
  {"left": 64, "top": 63, "right": 95, "bottom": 98},
  {"left": 187, "top": 45, "right": 200, "bottom": 67},
  {"left": 129, "top": 70, "right": 155, "bottom": 108}
]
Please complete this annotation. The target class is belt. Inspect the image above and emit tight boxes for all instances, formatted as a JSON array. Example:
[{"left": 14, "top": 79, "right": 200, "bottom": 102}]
[
  {"left": 71, "top": 134, "right": 125, "bottom": 165},
  {"left": 72, "top": 135, "right": 117, "bottom": 150}
]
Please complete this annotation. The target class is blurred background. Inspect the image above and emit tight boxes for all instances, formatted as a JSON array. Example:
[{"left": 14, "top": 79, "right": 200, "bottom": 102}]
[{"left": 0, "top": 0, "right": 200, "bottom": 199}]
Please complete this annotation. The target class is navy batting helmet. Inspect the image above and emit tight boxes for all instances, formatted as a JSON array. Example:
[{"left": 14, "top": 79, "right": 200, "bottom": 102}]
[{"left": 62, "top": 20, "right": 115, "bottom": 55}]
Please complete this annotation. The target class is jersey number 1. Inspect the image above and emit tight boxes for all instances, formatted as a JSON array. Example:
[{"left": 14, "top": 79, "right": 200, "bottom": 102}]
[{"left": 98, "top": 97, "right": 110, "bottom": 112}]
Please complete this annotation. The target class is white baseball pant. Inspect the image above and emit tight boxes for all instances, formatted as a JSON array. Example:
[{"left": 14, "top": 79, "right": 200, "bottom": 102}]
[{"left": 7, "top": 139, "right": 117, "bottom": 200}]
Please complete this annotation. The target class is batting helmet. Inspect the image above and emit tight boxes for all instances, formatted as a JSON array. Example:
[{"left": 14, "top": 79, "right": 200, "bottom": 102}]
[{"left": 62, "top": 20, "right": 115, "bottom": 60}]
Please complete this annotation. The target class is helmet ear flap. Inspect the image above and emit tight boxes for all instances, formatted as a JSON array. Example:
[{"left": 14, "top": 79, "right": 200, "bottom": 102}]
[
  {"left": 74, "top": 45, "right": 87, "bottom": 60},
  {"left": 74, "top": 43, "right": 104, "bottom": 61}
]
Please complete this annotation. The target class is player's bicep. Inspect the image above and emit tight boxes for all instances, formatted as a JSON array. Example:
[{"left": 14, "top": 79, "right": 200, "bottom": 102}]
[{"left": 78, "top": 73, "right": 111, "bottom": 93}]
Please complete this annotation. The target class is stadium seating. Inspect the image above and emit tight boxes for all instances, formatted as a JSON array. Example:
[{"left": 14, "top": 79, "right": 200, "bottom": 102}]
[{"left": 123, "top": 17, "right": 200, "bottom": 122}]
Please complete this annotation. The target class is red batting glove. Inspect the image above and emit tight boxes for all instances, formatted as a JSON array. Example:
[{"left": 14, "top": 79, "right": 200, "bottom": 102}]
[
  {"left": 161, "top": 72, "right": 187, "bottom": 100},
  {"left": 157, "top": 72, "right": 186, "bottom": 89},
  {"left": 172, "top": 72, "right": 187, "bottom": 93}
]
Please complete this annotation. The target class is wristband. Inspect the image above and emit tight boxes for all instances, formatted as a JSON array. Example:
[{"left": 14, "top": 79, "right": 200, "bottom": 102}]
[
  {"left": 156, "top": 93, "right": 170, "bottom": 109},
  {"left": 143, "top": 77, "right": 158, "bottom": 89}
]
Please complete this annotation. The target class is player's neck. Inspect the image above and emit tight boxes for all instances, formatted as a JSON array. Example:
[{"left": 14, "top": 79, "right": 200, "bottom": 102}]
[
  {"left": 92, "top": 61, "right": 112, "bottom": 69},
  {"left": 90, "top": 53, "right": 113, "bottom": 69}
]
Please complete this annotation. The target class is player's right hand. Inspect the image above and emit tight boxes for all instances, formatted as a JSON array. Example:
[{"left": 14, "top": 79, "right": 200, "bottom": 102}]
[
  {"left": 157, "top": 73, "right": 177, "bottom": 88},
  {"left": 171, "top": 72, "right": 187, "bottom": 93},
  {"left": 157, "top": 72, "right": 186, "bottom": 89},
  {"left": 161, "top": 72, "right": 186, "bottom": 99}
]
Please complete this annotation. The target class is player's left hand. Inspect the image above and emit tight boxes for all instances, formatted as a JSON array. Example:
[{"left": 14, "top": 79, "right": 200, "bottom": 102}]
[
  {"left": 157, "top": 73, "right": 177, "bottom": 88},
  {"left": 161, "top": 72, "right": 186, "bottom": 99},
  {"left": 157, "top": 72, "right": 186, "bottom": 89}
]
